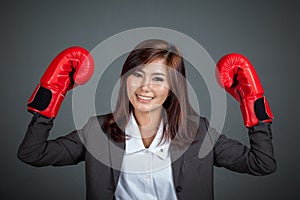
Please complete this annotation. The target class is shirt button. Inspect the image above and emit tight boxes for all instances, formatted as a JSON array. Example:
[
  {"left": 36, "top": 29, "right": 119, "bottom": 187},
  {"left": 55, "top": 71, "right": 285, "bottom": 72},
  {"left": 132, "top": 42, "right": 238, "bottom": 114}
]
[
  {"left": 145, "top": 149, "right": 150, "bottom": 153},
  {"left": 160, "top": 149, "right": 163, "bottom": 152},
  {"left": 144, "top": 175, "right": 151, "bottom": 181},
  {"left": 176, "top": 186, "right": 182, "bottom": 193}
]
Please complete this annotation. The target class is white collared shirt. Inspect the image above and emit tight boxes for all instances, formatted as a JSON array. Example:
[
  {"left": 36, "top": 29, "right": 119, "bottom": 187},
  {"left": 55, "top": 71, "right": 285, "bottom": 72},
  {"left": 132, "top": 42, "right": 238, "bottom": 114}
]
[{"left": 115, "top": 114, "right": 178, "bottom": 200}]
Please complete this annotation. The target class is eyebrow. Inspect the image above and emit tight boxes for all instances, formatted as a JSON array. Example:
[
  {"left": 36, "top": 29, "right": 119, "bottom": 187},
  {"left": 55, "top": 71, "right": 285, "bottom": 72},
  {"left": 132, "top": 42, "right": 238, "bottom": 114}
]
[
  {"left": 137, "top": 69, "right": 166, "bottom": 76},
  {"left": 152, "top": 72, "right": 166, "bottom": 76}
]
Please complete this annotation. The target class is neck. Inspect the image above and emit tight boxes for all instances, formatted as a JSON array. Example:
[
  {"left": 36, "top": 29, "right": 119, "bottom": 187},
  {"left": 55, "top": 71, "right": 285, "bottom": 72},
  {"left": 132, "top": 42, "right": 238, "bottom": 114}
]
[{"left": 133, "top": 108, "right": 163, "bottom": 148}]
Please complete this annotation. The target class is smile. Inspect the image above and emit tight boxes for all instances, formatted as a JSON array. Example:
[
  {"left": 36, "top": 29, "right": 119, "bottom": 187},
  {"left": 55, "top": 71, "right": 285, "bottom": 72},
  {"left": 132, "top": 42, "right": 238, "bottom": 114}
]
[{"left": 136, "top": 94, "right": 154, "bottom": 101}]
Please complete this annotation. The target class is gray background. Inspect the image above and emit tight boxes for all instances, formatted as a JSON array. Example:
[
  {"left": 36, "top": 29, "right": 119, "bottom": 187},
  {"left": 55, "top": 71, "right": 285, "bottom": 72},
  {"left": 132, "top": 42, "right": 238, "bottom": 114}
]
[{"left": 1, "top": 0, "right": 299, "bottom": 199}]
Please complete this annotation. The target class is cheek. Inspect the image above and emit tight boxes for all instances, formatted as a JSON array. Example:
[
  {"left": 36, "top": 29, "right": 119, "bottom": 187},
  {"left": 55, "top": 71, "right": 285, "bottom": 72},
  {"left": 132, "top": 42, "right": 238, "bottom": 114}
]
[
  {"left": 126, "top": 77, "right": 139, "bottom": 96},
  {"left": 155, "top": 85, "right": 170, "bottom": 98}
]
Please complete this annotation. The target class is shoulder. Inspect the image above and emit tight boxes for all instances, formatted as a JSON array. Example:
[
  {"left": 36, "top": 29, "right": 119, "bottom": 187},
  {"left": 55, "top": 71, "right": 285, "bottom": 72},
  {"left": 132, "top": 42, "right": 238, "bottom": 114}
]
[
  {"left": 176, "top": 115, "right": 216, "bottom": 159},
  {"left": 84, "top": 113, "right": 113, "bottom": 126},
  {"left": 182, "top": 114, "right": 210, "bottom": 146},
  {"left": 90, "top": 113, "right": 125, "bottom": 142},
  {"left": 187, "top": 114, "right": 221, "bottom": 146},
  {"left": 77, "top": 113, "right": 113, "bottom": 137},
  {"left": 187, "top": 114, "right": 209, "bottom": 132}
]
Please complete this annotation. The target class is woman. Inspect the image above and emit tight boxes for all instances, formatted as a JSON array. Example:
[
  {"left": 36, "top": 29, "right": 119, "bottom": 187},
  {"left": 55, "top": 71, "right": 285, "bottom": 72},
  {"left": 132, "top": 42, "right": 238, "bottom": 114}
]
[{"left": 18, "top": 39, "right": 276, "bottom": 200}]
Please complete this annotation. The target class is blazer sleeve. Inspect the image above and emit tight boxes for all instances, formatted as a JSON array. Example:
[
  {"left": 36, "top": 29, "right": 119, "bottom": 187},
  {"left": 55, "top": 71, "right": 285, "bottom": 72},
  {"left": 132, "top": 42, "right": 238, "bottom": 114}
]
[
  {"left": 17, "top": 114, "right": 91, "bottom": 167},
  {"left": 209, "top": 119, "right": 276, "bottom": 176}
]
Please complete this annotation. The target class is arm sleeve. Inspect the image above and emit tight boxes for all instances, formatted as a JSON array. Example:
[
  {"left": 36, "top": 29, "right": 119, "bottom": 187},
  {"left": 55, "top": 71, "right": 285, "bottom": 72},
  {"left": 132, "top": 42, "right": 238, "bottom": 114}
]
[
  {"left": 211, "top": 119, "right": 276, "bottom": 176},
  {"left": 17, "top": 114, "right": 91, "bottom": 167}
]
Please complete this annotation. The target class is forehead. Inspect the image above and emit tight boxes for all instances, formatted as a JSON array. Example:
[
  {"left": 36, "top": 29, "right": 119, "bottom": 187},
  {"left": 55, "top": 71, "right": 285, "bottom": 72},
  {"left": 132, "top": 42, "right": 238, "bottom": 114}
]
[{"left": 140, "top": 59, "right": 168, "bottom": 74}]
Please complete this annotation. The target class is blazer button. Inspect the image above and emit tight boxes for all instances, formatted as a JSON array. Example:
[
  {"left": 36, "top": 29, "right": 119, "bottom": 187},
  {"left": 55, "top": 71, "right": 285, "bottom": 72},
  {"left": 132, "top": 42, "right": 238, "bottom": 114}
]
[{"left": 176, "top": 186, "right": 182, "bottom": 193}]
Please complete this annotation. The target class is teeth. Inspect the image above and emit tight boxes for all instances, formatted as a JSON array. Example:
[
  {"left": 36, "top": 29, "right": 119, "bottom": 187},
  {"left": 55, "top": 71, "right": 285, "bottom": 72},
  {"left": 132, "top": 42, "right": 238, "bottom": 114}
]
[{"left": 137, "top": 94, "right": 153, "bottom": 100}]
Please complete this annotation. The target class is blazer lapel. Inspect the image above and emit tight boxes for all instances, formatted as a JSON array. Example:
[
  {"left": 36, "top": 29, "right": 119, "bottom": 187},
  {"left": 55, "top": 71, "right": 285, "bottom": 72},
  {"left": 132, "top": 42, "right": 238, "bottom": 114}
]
[
  {"left": 170, "top": 114, "right": 201, "bottom": 184},
  {"left": 108, "top": 135, "right": 125, "bottom": 188},
  {"left": 170, "top": 142, "right": 185, "bottom": 186}
]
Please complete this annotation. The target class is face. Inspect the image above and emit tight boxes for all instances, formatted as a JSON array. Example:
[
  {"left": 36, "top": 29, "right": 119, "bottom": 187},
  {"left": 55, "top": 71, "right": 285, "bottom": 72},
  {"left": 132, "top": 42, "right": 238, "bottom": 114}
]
[{"left": 127, "top": 59, "right": 170, "bottom": 114}]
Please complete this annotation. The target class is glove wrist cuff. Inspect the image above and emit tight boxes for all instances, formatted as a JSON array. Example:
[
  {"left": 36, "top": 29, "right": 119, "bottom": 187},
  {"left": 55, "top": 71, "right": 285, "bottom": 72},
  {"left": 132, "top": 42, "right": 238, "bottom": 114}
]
[
  {"left": 241, "top": 96, "right": 273, "bottom": 127},
  {"left": 27, "top": 84, "right": 65, "bottom": 118}
]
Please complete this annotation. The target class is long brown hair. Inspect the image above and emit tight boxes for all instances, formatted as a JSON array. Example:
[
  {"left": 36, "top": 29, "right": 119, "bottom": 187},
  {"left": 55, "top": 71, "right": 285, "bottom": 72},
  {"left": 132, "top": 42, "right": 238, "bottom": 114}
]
[{"left": 103, "top": 39, "right": 198, "bottom": 145}]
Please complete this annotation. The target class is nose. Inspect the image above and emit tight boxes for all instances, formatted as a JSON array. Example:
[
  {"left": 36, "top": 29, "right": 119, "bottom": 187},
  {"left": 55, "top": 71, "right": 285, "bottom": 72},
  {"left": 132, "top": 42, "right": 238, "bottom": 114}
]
[
  {"left": 141, "top": 84, "right": 150, "bottom": 92},
  {"left": 141, "top": 78, "right": 153, "bottom": 92}
]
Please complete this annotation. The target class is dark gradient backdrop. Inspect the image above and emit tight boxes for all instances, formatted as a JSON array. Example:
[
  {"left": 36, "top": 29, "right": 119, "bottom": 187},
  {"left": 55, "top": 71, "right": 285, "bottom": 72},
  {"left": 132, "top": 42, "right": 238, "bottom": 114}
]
[{"left": 1, "top": 0, "right": 299, "bottom": 199}]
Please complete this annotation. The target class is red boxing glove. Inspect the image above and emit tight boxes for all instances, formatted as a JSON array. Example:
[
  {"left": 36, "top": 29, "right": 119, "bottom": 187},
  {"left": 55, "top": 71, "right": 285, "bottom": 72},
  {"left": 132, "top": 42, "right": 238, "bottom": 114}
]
[
  {"left": 27, "top": 46, "right": 94, "bottom": 118},
  {"left": 216, "top": 53, "right": 273, "bottom": 127}
]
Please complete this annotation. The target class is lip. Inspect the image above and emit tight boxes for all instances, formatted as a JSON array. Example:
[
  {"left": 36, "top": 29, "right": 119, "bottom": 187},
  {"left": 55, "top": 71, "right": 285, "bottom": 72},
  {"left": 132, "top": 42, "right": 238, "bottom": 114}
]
[{"left": 136, "top": 94, "right": 154, "bottom": 103}]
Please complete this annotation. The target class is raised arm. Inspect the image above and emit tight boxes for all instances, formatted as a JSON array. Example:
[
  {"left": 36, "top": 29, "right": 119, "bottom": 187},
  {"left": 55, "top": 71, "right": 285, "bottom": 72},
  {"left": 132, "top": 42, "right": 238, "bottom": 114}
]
[
  {"left": 18, "top": 46, "right": 94, "bottom": 167},
  {"left": 17, "top": 114, "right": 89, "bottom": 167},
  {"left": 214, "top": 53, "right": 276, "bottom": 175}
]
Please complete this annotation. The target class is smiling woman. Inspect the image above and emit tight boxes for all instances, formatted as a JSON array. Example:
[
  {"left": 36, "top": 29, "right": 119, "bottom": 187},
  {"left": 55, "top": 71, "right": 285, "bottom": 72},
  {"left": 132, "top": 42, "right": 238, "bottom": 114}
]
[
  {"left": 104, "top": 39, "right": 198, "bottom": 147},
  {"left": 127, "top": 60, "right": 170, "bottom": 117},
  {"left": 18, "top": 39, "right": 276, "bottom": 200},
  {"left": 126, "top": 60, "right": 170, "bottom": 147}
]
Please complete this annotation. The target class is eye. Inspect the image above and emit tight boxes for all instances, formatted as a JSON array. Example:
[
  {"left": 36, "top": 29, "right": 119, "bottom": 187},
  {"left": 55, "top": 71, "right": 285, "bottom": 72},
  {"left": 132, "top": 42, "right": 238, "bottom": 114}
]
[
  {"left": 132, "top": 71, "right": 143, "bottom": 78},
  {"left": 153, "top": 77, "right": 164, "bottom": 82}
]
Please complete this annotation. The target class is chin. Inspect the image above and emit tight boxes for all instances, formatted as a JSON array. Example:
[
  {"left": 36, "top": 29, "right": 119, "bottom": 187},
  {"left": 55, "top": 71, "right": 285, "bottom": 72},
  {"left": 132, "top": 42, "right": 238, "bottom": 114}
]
[
  {"left": 133, "top": 106, "right": 153, "bottom": 113},
  {"left": 133, "top": 104, "right": 163, "bottom": 114}
]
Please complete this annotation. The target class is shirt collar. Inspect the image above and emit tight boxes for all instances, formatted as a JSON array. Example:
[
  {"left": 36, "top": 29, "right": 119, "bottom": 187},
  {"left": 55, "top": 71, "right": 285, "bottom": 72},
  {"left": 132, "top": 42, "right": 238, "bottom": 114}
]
[{"left": 125, "top": 113, "right": 170, "bottom": 160}]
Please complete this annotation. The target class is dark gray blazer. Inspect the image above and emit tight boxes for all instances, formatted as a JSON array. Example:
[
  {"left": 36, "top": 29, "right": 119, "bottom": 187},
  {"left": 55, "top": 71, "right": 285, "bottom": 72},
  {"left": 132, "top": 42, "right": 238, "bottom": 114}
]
[{"left": 17, "top": 114, "right": 276, "bottom": 200}]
